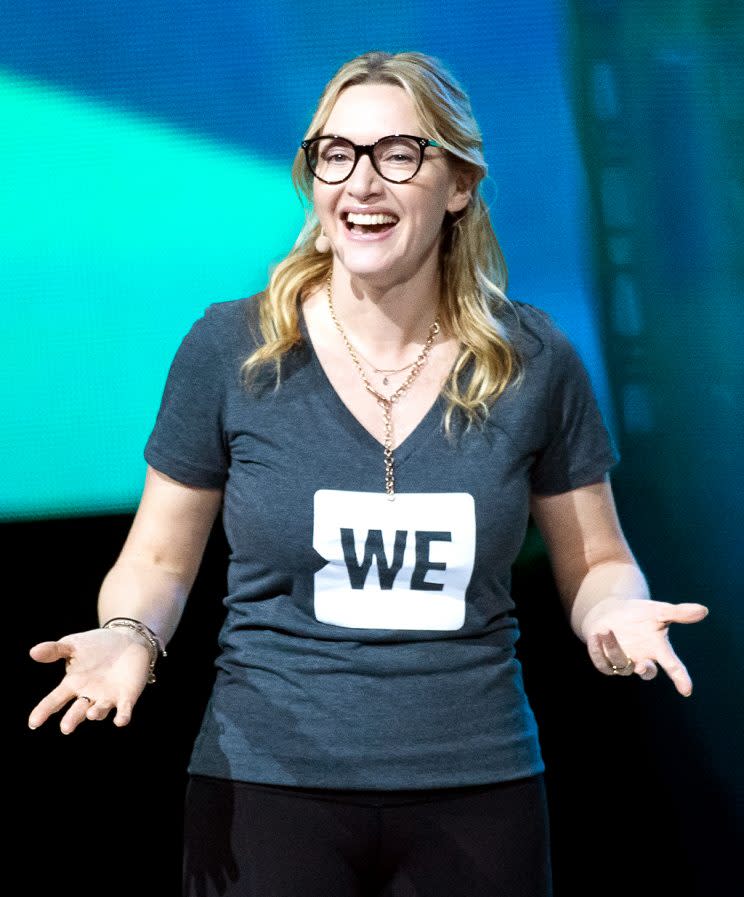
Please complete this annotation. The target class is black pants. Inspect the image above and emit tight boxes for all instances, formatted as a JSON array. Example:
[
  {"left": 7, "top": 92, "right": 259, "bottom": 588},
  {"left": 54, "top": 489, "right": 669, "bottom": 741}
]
[{"left": 183, "top": 773, "right": 553, "bottom": 897}]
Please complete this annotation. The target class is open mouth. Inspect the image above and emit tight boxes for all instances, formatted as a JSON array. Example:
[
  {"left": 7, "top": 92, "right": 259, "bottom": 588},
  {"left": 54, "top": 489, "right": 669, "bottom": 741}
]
[{"left": 342, "top": 211, "right": 399, "bottom": 235}]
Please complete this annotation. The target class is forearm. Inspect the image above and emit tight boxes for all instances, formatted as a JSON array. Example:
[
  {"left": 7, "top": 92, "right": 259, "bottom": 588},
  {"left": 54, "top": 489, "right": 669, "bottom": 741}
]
[
  {"left": 97, "top": 559, "right": 190, "bottom": 647},
  {"left": 567, "top": 560, "right": 651, "bottom": 642}
]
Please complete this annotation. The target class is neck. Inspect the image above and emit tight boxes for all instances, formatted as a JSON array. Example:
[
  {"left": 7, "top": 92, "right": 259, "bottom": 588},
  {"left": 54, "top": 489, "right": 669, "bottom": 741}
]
[{"left": 327, "top": 267, "right": 442, "bottom": 362}]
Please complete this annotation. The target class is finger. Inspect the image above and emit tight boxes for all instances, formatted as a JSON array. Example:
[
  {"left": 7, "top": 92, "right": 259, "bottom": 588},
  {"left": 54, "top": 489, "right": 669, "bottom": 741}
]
[
  {"left": 587, "top": 633, "right": 616, "bottom": 676},
  {"left": 85, "top": 699, "right": 114, "bottom": 722},
  {"left": 654, "top": 603, "right": 709, "bottom": 625},
  {"left": 28, "top": 682, "right": 82, "bottom": 729},
  {"left": 652, "top": 642, "right": 694, "bottom": 696},
  {"left": 113, "top": 699, "right": 134, "bottom": 728},
  {"left": 599, "top": 630, "right": 634, "bottom": 675},
  {"left": 59, "top": 695, "right": 97, "bottom": 734},
  {"left": 633, "top": 659, "right": 658, "bottom": 681},
  {"left": 28, "top": 641, "right": 73, "bottom": 664}
]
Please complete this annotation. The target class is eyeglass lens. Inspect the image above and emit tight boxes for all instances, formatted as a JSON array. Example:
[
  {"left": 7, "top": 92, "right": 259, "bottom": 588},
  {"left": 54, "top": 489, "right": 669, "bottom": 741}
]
[{"left": 307, "top": 136, "right": 422, "bottom": 183}]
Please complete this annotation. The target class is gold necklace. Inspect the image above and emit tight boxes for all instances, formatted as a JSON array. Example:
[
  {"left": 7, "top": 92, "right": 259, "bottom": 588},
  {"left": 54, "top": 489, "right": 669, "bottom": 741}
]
[
  {"left": 352, "top": 352, "right": 418, "bottom": 386},
  {"left": 325, "top": 271, "right": 440, "bottom": 500}
]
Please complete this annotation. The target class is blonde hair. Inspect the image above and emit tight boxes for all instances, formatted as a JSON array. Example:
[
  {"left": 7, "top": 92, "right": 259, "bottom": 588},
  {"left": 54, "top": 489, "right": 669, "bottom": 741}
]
[{"left": 241, "top": 50, "right": 524, "bottom": 434}]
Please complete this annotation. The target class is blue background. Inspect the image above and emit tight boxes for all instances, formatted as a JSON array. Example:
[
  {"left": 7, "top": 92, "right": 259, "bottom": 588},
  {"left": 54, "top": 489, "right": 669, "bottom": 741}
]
[{"left": 1, "top": 0, "right": 610, "bottom": 519}]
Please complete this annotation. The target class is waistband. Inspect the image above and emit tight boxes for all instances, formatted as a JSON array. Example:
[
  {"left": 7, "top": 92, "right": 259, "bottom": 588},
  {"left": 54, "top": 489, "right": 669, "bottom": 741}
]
[{"left": 188, "top": 772, "right": 545, "bottom": 808}]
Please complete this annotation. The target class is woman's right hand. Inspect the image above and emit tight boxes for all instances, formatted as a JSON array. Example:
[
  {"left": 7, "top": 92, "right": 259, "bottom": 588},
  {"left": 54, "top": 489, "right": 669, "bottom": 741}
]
[{"left": 28, "top": 628, "right": 154, "bottom": 734}]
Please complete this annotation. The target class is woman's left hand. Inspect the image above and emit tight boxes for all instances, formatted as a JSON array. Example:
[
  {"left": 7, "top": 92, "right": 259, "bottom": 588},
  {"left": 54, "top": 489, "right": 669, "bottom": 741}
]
[{"left": 581, "top": 598, "right": 709, "bottom": 696}]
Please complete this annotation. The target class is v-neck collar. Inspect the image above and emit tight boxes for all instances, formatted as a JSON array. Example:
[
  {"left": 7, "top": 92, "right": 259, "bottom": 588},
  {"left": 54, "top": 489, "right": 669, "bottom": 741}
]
[{"left": 298, "top": 302, "right": 444, "bottom": 467}]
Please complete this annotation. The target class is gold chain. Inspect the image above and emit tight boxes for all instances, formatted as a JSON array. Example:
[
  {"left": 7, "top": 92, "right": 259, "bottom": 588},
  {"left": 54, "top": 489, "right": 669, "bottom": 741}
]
[
  {"left": 354, "top": 353, "right": 418, "bottom": 384},
  {"left": 325, "top": 270, "right": 440, "bottom": 500}
]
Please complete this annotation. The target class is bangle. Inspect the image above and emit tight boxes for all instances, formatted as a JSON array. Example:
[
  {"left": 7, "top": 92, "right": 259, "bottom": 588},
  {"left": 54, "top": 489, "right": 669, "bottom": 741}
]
[{"left": 101, "top": 617, "right": 167, "bottom": 684}]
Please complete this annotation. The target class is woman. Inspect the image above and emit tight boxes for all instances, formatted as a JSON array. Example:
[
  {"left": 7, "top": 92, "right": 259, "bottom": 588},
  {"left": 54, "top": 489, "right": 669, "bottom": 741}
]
[{"left": 28, "top": 51, "right": 708, "bottom": 897}]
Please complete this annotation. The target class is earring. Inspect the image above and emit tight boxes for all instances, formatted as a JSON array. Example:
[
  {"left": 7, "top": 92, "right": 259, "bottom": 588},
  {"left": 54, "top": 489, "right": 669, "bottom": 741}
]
[{"left": 315, "top": 228, "right": 331, "bottom": 253}]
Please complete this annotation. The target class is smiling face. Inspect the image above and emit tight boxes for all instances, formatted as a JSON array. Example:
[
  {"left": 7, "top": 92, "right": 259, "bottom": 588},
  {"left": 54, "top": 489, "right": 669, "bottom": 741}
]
[{"left": 312, "top": 83, "right": 473, "bottom": 290}]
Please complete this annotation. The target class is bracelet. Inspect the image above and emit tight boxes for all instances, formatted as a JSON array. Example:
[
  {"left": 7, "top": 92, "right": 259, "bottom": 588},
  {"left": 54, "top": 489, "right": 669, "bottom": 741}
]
[{"left": 101, "top": 617, "right": 168, "bottom": 685}]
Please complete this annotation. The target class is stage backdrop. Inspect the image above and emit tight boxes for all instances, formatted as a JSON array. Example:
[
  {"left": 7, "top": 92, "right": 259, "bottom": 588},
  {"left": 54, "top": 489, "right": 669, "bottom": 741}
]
[{"left": 1, "top": 0, "right": 613, "bottom": 520}]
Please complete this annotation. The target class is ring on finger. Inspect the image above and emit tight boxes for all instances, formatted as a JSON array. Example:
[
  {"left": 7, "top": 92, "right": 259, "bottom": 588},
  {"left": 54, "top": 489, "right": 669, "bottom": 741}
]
[
  {"left": 609, "top": 658, "right": 634, "bottom": 675},
  {"left": 76, "top": 695, "right": 94, "bottom": 704}
]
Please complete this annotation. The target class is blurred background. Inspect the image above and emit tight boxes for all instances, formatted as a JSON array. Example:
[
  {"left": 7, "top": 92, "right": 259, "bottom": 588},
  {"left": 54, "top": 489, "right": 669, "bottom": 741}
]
[{"left": 6, "top": 1, "right": 741, "bottom": 895}]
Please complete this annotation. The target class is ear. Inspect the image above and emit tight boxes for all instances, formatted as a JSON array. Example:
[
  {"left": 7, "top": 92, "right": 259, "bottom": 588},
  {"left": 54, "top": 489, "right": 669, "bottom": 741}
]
[{"left": 446, "top": 167, "right": 476, "bottom": 215}]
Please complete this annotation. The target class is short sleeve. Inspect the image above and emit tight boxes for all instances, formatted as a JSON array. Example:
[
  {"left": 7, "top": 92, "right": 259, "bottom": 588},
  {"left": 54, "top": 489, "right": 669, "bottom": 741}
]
[
  {"left": 143, "top": 311, "right": 228, "bottom": 488},
  {"left": 530, "top": 327, "right": 620, "bottom": 495}
]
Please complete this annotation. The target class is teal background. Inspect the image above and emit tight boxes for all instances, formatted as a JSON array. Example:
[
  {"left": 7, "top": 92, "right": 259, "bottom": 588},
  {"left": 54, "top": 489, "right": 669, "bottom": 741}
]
[
  {"left": 1, "top": 71, "right": 298, "bottom": 517},
  {"left": 2, "top": 0, "right": 614, "bottom": 519}
]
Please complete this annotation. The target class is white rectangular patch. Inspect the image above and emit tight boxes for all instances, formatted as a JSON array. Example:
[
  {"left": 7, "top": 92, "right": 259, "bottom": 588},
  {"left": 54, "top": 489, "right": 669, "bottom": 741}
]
[{"left": 312, "top": 490, "right": 476, "bottom": 630}]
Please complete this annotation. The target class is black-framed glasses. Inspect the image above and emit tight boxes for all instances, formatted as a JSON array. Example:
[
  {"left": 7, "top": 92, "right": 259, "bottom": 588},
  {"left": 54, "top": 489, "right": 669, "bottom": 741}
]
[{"left": 301, "top": 134, "right": 442, "bottom": 184}]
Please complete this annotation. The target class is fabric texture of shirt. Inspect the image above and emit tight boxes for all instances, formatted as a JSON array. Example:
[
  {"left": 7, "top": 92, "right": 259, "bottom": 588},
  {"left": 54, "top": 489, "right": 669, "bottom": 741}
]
[{"left": 143, "top": 292, "right": 620, "bottom": 789}]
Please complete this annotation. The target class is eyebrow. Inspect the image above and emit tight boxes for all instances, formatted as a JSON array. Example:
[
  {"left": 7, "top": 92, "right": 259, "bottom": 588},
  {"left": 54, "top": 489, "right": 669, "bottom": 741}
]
[{"left": 316, "top": 133, "right": 427, "bottom": 143}]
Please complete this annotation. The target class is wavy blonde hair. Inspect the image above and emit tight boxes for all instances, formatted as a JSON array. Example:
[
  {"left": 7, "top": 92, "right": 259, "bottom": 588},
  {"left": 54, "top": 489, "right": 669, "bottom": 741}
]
[{"left": 241, "top": 50, "right": 524, "bottom": 434}]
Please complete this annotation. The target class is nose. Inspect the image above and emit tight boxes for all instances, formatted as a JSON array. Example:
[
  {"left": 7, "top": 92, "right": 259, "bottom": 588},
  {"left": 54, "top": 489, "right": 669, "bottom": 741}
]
[{"left": 346, "top": 151, "right": 383, "bottom": 199}]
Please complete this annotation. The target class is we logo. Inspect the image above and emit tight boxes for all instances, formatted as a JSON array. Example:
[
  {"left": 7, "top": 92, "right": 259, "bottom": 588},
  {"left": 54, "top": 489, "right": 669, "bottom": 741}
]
[{"left": 312, "top": 490, "right": 476, "bottom": 630}]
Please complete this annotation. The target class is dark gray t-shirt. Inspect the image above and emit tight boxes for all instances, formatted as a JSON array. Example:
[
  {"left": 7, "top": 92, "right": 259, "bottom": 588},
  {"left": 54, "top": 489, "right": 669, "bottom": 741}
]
[{"left": 144, "top": 292, "right": 619, "bottom": 789}]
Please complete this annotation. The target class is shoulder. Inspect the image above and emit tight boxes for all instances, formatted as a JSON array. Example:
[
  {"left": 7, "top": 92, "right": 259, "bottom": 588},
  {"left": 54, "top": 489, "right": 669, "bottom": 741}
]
[
  {"left": 501, "top": 299, "right": 570, "bottom": 362},
  {"left": 202, "top": 291, "right": 264, "bottom": 335},
  {"left": 187, "top": 291, "right": 267, "bottom": 355}
]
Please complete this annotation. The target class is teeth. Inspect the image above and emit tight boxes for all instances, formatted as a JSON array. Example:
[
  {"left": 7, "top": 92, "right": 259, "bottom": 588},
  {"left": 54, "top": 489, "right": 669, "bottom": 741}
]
[{"left": 346, "top": 212, "right": 398, "bottom": 225}]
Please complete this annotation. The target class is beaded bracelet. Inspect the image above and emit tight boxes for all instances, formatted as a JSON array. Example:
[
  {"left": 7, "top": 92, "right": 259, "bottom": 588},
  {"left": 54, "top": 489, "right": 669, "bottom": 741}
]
[{"left": 101, "top": 617, "right": 167, "bottom": 684}]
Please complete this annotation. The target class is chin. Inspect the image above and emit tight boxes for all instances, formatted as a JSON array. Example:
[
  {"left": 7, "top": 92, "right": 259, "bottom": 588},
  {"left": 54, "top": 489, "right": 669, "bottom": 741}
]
[
  {"left": 342, "top": 260, "right": 407, "bottom": 285},
  {"left": 336, "top": 249, "right": 396, "bottom": 277}
]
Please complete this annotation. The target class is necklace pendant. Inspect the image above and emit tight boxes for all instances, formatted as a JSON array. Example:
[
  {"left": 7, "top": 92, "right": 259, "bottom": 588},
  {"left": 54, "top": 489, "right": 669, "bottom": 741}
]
[{"left": 325, "top": 272, "right": 440, "bottom": 510}]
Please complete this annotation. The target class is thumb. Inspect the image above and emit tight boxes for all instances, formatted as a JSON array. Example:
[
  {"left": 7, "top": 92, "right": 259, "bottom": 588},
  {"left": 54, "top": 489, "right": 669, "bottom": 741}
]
[
  {"left": 657, "top": 603, "right": 709, "bottom": 624},
  {"left": 28, "top": 641, "right": 73, "bottom": 664}
]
